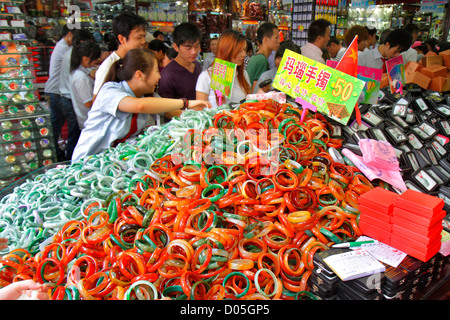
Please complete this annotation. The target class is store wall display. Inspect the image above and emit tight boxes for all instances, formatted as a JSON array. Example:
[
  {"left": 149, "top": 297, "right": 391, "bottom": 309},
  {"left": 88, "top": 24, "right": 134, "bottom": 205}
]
[
  {"left": 0, "top": 0, "right": 57, "bottom": 190},
  {"left": 347, "top": 4, "right": 392, "bottom": 31}
]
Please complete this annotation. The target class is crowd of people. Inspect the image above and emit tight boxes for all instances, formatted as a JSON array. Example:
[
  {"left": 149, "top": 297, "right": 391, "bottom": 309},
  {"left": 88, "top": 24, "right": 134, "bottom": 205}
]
[
  {"left": 0, "top": 8, "right": 447, "bottom": 300},
  {"left": 43, "top": 11, "right": 450, "bottom": 164}
]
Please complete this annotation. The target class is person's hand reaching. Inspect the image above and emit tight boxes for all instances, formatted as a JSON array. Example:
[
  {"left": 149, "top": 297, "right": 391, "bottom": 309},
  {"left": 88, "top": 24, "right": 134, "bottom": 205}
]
[{"left": 0, "top": 280, "right": 50, "bottom": 300}]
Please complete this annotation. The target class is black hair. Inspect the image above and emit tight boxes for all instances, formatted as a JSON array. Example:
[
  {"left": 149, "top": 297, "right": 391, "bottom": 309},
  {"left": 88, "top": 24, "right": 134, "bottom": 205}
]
[
  {"left": 148, "top": 39, "right": 167, "bottom": 54},
  {"left": 404, "top": 23, "right": 419, "bottom": 36},
  {"left": 72, "top": 29, "right": 94, "bottom": 48},
  {"left": 153, "top": 30, "right": 164, "bottom": 38},
  {"left": 327, "top": 36, "right": 340, "bottom": 46},
  {"left": 425, "top": 38, "right": 439, "bottom": 53},
  {"left": 438, "top": 41, "right": 450, "bottom": 53},
  {"left": 307, "top": 19, "right": 332, "bottom": 43},
  {"left": 275, "top": 40, "right": 300, "bottom": 59},
  {"left": 246, "top": 39, "right": 253, "bottom": 53},
  {"left": 70, "top": 40, "right": 101, "bottom": 73},
  {"left": 108, "top": 36, "right": 118, "bottom": 52},
  {"left": 416, "top": 44, "right": 428, "bottom": 54},
  {"left": 112, "top": 11, "right": 148, "bottom": 46},
  {"left": 256, "top": 22, "right": 278, "bottom": 46},
  {"left": 172, "top": 22, "right": 202, "bottom": 46},
  {"left": 104, "top": 48, "right": 157, "bottom": 85},
  {"left": 61, "top": 24, "right": 72, "bottom": 38},
  {"left": 165, "top": 47, "right": 178, "bottom": 60},
  {"left": 379, "top": 29, "right": 391, "bottom": 44},
  {"left": 365, "top": 26, "right": 377, "bottom": 36},
  {"left": 384, "top": 28, "right": 412, "bottom": 52}
]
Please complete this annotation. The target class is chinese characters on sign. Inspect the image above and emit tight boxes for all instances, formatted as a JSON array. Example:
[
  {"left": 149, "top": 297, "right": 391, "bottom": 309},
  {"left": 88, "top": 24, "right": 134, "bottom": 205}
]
[
  {"left": 273, "top": 50, "right": 366, "bottom": 125},
  {"left": 210, "top": 58, "right": 237, "bottom": 100},
  {"left": 283, "top": 57, "right": 332, "bottom": 90}
]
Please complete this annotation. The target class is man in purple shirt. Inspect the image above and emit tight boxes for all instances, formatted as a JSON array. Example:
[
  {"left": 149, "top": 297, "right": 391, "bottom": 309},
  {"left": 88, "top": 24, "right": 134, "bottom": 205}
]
[{"left": 158, "top": 22, "right": 202, "bottom": 119}]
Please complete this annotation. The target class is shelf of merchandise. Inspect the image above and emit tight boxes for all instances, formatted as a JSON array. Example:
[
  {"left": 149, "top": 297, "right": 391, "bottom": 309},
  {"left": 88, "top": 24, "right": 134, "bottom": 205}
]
[
  {"left": 189, "top": 0, "right": 233, "bottom": 53},
  {"left": 0, "top": 0, "right": 57, "bottom": 191},
  {"left": 137, "top": 0, "right": 188, "bottom": 35},
  {"left": 291, "top": 0, "right": 314, "bottom": 47},
  {"left": 231, "top": 0, "right": 267, "bottom": 45},
  {"left": 347, "top": 4, "right": 393, "bottom": 31},
  {"left": 413, "top": 12, "right": 432, "bottom": 41},
  {"left": 268, "top": 3, "right": 292, "bottom": 42}
]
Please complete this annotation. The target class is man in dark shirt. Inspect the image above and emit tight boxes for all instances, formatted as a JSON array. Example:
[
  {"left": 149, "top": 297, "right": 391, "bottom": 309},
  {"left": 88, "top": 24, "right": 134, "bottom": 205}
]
[{"left": 158, "top": 22, "right": 202, "bottom": 119}]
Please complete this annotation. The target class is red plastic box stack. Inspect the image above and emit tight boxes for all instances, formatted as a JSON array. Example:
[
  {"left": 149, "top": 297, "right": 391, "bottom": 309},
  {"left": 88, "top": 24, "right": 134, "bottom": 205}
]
[
  {"left": 390, "top": 190, "right": 444, "bottom": 262},
  {"left": 358, "top": 187, "right": 399, "bottom": 245},
  {"left": 358, "top": 188, "right": 444, "bottom": 262}
]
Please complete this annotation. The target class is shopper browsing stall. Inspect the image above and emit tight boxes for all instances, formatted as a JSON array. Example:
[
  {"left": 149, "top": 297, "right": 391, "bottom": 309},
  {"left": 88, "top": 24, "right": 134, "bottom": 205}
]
[
  {"left": 344, "top": 25, "right": 369, "bottom": 51},
  {"left": 412, "top": 41, "right": 427, "bottom": 62},
  {"left": 69, "top": 41, "right": 102, "bottom": 131},
  {"left": 365, "top": 26, "right": 378, "bottom": 50},
  {"left": 244, "top": 38, "right": 253, "bottom": 70},
  {"left": 148, "top": 39, "right": 167, "bottom": 71},
  {"left": 401, "top": 24, "right": 419, "bottom": 64},
  {"left": 196, "top": 30, "right": 251, "bottom": 107},
  {"left": 202, "top": 37, "right": 218, "bottom": 71},
  {"left": 72, "top": 49, "right": 211, "bottom": 162},
  {"left": 92, "top": 11, "right": 148, "bottom": 100},
  {"left": 44, "top": 24, "right": 74, "bottom": 161},
  {"left": 300, "top": 19, "right": 331, "bottom": 64},
  {"left": 358, "top": 28, "right": 412, "bottom": 72},
  {"left": 158, "top": 22, "right": 203, "bottom": 118},
  {"left": 162, "top": 47, "right": 178, "bottom": 68},
  {"left": 326, "top": 36, "right": 346, "bottom": 62},
  {"left": 246, "top": 22, "right": 280, "bottom": 92},
  {"left": 57, "top": 29, "right": 95, "bottom": 161}
]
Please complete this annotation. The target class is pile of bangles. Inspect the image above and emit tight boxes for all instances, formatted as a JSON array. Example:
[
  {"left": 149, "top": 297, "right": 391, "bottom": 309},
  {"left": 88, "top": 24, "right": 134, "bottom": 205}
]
[{"left": 0, "top": 100, "right": 376, "bottom": 300}]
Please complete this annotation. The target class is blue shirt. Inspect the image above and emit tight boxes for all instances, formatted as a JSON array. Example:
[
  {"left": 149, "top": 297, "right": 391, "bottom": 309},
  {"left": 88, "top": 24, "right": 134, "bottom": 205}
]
[
  {"left": 44, "top": 39, "right": 71, "bottom": 94},
  {"left": 69, "top": 65, "right": 94, "bottom": 130},
  {"left": 72, "top": 81, "right": 148, "bottom": 161}
]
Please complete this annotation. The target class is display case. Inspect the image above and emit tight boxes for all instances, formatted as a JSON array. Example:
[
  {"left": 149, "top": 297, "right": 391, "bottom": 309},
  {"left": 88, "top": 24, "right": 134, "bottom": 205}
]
[
  {"left": 189, "top": 0, "right": 232, "bottom": 52},
  {"left": 231, "top": 0, "right": 267, "bottom": 42},
  {"left": 347, "top": 4, "right": 393, "bottom": 31},
  {"left": 335, "top": 1, "right": 348, "bottom": 42},
  {"left": 268, "top": 0, "right": 291, "bottom": 41},
  {"left": 0, "top": 0, "right": 56, "bottom": 190},
  {"left": 137, "top": 0, "right": 188, "bottom": 33}
]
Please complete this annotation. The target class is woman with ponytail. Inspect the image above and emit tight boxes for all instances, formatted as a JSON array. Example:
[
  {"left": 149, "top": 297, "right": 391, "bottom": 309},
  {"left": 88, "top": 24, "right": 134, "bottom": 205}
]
[
  {"left": 72, "top": 48, "right": 211, "bottom": 161},
  {"left": 69, "top": 40, "right": 101, "bottom": 130},
  {"left": 195, "top": 30, "right": 251, "bottom": 108}
]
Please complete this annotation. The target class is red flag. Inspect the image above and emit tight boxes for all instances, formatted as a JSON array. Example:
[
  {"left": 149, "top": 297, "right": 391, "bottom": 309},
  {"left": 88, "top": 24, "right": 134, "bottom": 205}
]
[{"left": 336, "top": 35, "right": 361, "bottom": 124}]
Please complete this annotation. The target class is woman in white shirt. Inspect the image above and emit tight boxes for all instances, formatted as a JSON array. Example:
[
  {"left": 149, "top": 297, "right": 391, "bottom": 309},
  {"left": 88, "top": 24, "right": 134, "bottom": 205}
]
[
  {"left": 72, "top": 49, "right": 211, "bottom": 161},
  {"left": 69, "top": 41, "right": 102, "bottom": 130},
  {"left": 196, "top": 30, "right": 251, "bottom": 108}
]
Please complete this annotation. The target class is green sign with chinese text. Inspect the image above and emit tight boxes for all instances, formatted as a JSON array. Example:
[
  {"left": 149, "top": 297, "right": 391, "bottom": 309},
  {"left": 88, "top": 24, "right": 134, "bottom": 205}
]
[
  {"left": 210, "top": 58, "right": 237, "bottom": 100},
  {"left": 273, "top": 49, "right": 366, "bottom": 125}
]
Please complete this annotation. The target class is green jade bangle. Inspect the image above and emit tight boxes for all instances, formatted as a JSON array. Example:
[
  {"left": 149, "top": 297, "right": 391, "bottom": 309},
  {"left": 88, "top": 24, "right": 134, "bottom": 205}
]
[{"left": 222, "top": 272, "right": 250, "bottom": 299}]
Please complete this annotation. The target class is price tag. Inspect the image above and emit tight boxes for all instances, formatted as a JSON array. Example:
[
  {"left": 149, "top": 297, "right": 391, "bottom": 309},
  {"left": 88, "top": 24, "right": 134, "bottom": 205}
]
[
  {"left": 273, "top": 49, "right": 366, "bottom": 125},
  {"left": 210, "top": 58, "right": 236, "bottom": 100},
  {"left": 327, "top": 60, "right": 381, "bottom": 105}
]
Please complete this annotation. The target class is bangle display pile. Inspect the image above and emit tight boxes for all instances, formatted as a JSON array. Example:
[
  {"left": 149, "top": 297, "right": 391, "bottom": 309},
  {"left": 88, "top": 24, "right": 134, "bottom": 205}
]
[{"left": 0, "top": 100, "right": 378, "bottom": 300}]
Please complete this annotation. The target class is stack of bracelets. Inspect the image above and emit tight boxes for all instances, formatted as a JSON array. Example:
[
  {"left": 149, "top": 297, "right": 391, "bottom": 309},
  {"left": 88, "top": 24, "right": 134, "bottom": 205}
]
[{"left": 0, "top": 100, "right": 376, "bottom": 300}]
